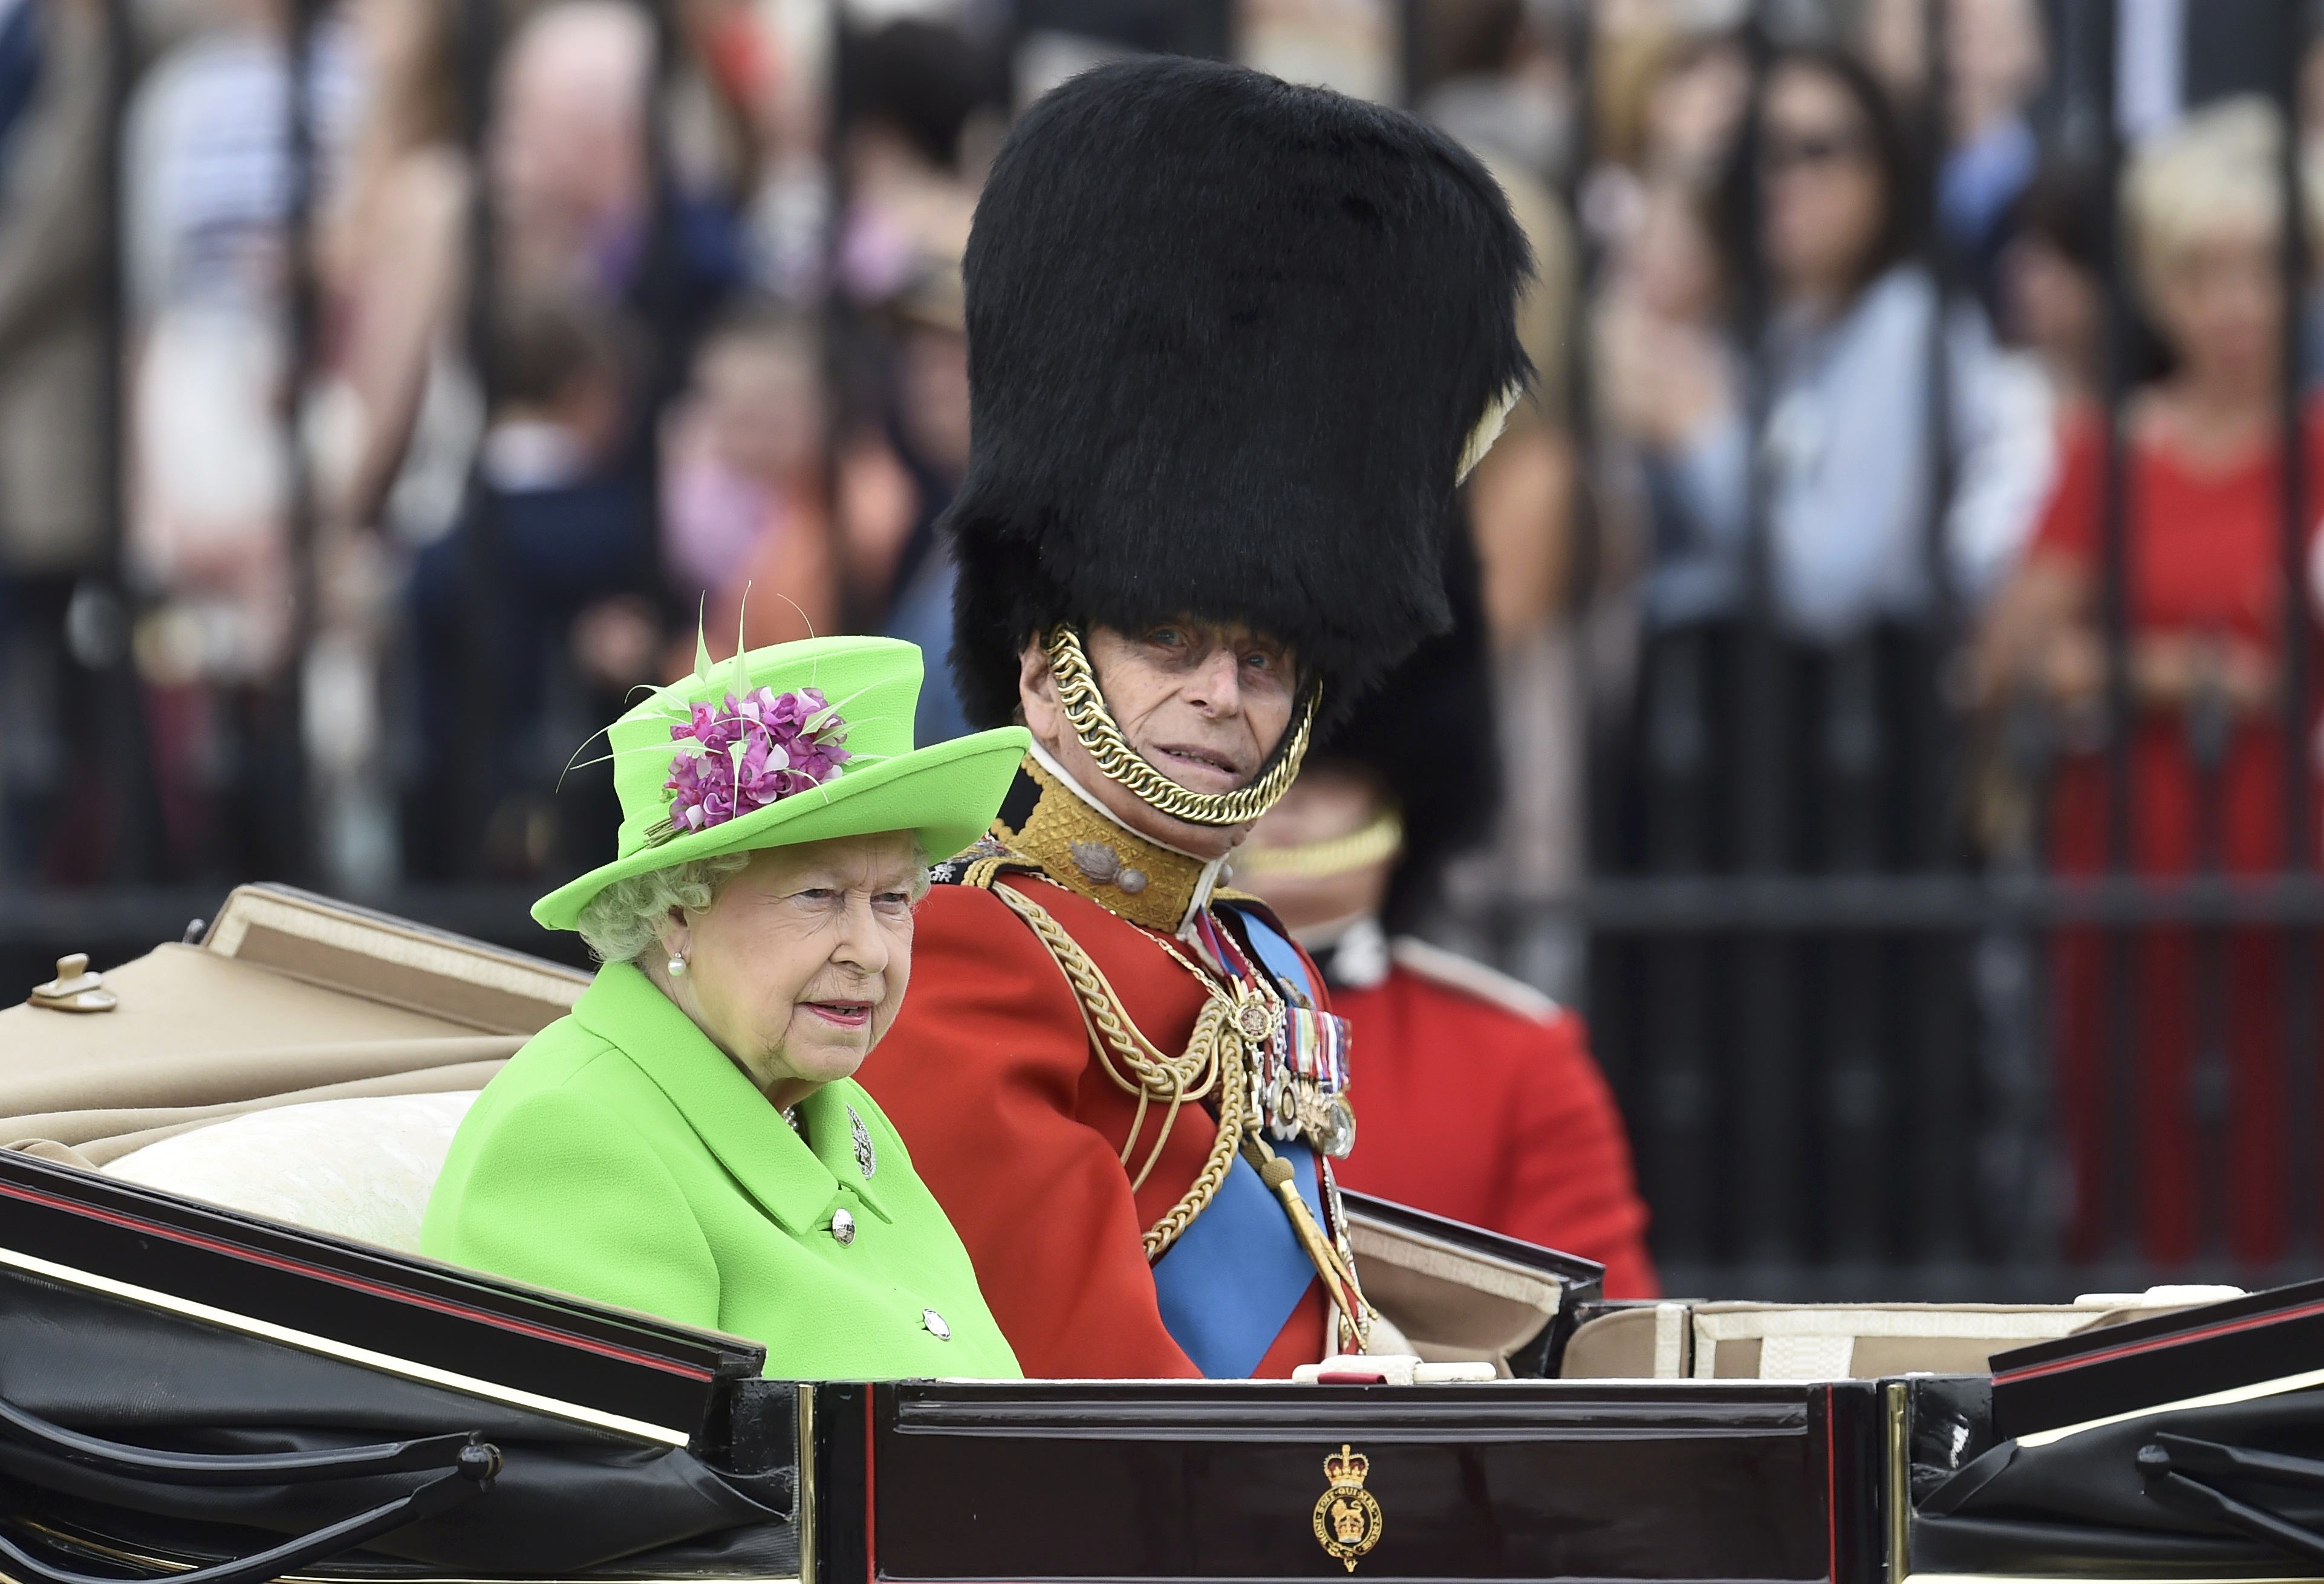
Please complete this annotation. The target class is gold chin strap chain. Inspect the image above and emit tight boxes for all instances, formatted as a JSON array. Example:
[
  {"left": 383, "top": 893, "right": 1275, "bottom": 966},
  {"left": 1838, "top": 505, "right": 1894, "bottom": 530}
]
[
  {"left": 985, "top": 877, "right": 1375, "bottom": 1345},
  {"left": 1045, "top": 625, "right": 1320, "bottom": 828}
]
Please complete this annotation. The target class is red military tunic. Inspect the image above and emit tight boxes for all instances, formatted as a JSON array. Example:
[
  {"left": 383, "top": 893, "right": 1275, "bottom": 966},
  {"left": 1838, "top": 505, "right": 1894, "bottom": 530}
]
[
  {"left": 859, "top": 871, "right": 1332, "bottom": 1379},
  {"left": 1329, "top": 936, "right": 1659, "bottom": 1299}
]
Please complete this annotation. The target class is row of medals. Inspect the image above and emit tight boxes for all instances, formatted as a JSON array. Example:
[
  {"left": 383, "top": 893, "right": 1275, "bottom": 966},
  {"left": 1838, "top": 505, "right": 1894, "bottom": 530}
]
[{"left": 1230, "top": 987, "right": 1356, "bottom": 1161}]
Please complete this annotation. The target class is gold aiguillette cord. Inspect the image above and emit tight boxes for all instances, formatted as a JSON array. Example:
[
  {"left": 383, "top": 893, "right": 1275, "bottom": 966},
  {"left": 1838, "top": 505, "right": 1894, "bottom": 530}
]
[{"left": 1239, "top": 1134, "right": 1372, "bottom": 1346}]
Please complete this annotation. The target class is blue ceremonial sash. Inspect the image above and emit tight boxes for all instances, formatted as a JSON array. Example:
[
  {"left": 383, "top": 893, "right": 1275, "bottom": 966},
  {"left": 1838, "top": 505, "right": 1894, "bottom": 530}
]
[
  {"left": 1149, "top": 907, "right": 1328, "bottom": 1377},
  {"left": 1151, "top": 1143, "right": 1324, "bottom": 1377},
  {"left": 1235, "top": 912, "right": 1321, "bottom": 1014}
]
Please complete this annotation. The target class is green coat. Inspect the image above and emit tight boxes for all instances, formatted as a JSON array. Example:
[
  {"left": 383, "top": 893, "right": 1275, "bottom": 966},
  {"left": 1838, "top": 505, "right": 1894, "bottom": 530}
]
[{"left": 420, "top": 962, "right": 1020, "bottom": 1380}]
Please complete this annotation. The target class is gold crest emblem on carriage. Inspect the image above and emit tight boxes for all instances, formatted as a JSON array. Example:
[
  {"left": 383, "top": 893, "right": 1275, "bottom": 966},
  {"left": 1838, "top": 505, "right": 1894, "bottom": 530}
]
[{"left": 1310, "top": 1443, "right": 1383, "bottom": 1571}]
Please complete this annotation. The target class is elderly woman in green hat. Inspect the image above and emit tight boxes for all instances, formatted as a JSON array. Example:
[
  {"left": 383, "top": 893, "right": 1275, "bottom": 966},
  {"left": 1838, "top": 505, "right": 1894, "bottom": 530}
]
[{"left": 421, "top": 635, "right": 1027, "bottom": 1379}]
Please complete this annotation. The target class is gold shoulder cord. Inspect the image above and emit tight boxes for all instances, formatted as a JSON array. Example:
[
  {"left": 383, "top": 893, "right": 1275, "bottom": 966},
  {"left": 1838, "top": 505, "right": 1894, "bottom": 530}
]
[
  {"left": 969, "top": 868, "right": 1374, "bottom": 1344},
  {"left": 983, "top": 877, "right": 1249, "bottom": 1258}
]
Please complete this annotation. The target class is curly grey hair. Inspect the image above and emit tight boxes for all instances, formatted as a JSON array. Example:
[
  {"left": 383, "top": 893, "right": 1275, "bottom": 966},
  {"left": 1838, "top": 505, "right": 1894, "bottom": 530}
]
[
  {"left": 576, "top": 854, "right": 755, "bottom": 966},
  {"left": 573, "top": 843, "right": 939, "bottom": 966}
]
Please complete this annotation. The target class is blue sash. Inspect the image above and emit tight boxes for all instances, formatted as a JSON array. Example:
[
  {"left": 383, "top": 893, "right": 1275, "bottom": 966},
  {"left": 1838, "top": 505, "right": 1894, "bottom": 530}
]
[{"left": 1149, "top": 907, "right": 1327, "bottom": 1377}]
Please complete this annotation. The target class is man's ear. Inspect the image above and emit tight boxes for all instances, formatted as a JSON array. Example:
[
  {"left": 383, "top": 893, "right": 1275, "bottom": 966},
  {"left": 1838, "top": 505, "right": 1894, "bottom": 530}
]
[
  {"left": 1017, "top": 638, "right": 1054, "bottom": 702},
  {"left": 1017, "top": 638, "right": 1062, "bottom": 748}
]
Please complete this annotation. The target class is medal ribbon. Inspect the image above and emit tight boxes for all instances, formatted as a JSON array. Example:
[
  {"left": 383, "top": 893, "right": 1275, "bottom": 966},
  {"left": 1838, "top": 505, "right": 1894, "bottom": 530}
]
[
  {"left": 1195, "top": 911, "right": 1352, "bottom": 1097},
  {"left": 1193, "top": 914, "right": 1349, "bottom": 1077},
  {"left": 1283, "top": 1005, "right": 1350, "bottom": 1091}
]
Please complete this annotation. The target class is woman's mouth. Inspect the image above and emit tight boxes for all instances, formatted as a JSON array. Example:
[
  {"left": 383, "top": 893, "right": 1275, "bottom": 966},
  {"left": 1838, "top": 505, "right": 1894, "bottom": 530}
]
[{"left": 805, "top": 1001, "right": 873, "bottom": 1029}]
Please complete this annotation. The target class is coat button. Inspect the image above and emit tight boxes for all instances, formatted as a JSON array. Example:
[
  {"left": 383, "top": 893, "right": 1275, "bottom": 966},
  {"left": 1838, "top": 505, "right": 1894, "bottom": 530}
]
[
  {"left": 830, "top": 1209, "right": 856, "bottom": 1245},
  {"left": 922, "top": 1309, "right": 950, "bottom": 1340}
]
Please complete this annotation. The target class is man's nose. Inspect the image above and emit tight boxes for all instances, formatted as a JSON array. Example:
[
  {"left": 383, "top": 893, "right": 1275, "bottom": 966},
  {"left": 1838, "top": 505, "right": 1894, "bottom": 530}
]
[{"left": 1182, "top": 648, "right": 1245, "bottom": 716}]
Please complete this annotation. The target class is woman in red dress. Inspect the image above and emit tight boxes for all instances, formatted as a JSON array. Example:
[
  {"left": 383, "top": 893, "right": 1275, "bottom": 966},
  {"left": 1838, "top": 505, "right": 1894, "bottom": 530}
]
[{"left": 1980, "top": 100, "right": 2324, "bottom": 1265}]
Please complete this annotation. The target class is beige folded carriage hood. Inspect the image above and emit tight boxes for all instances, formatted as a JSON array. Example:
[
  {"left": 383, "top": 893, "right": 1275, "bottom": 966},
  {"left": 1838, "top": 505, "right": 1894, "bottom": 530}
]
[{"left": 0, "top": 885, "right": 585, "bottom": 1165}]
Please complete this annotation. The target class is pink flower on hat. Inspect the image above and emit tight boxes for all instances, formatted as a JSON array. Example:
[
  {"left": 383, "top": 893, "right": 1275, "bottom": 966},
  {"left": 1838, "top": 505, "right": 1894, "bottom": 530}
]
[{"left": 662, "top": 685, "right": 850, "bottom": 835}]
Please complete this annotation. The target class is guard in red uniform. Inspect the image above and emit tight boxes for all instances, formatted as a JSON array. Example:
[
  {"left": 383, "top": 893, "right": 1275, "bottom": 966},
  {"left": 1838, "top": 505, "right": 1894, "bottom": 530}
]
[
  {"left": 854, "top": 56, "right": 1532, "bottom": 1379},
  {"left": 1237, "top": 534, "right": 1659, "bottom": 1299}
]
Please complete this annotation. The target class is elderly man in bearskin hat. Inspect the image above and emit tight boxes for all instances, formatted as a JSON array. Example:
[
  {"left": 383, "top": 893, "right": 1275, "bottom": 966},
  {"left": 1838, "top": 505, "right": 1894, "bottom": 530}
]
[
  {"left": 853, "top": 56, "right": 1531, "bottom": 1378},
  {"left": 1237, "top": 533, "right": 1659, "bottom": 1300}
]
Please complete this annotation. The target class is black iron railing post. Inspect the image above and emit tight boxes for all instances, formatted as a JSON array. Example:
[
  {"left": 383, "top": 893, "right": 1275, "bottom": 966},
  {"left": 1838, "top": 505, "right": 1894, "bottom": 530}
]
[
  {"left": 1734, "top": 3, "right": 1801, "bottom": 1272},
  {"left": 279, "top": 0, "right": 321, "bottom": 885},
  {"left": 1908, "top": 0, "right": 1970, "bottom": 1271},
  {"left": 1396, "top": 0, "right": 1425, "bottom": 108},
  {"left": 452, "top": 0, "right": 503, "bottom": 879},
  {"left": 94, "top": 0, "right": 155, "bottom": 883},
  {"left": 2274, "top": 0, "right": 2316, "bottom": 1268},
  {"left": 2091, "top": 0, "right": 2141, "bottom": 1267},
  {"left": 1643, "top": 626, "right": 1716, "bottom": 1267}
]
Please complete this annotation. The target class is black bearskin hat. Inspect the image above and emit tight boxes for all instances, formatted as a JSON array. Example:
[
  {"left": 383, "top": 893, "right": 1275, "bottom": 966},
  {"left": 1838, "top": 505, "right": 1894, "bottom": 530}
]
[
  {"left": 1315, "top": 524, "right": 1499, "bottom": 932},
  {"left": 948, "top": 56, "right": 1533, "bottom": 730}
]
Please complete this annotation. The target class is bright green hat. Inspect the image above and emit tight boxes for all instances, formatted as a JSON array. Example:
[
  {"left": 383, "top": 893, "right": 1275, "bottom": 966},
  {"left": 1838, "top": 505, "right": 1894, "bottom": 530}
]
[{"left": 533, "top": 635, "right": 1029, "bottom": 931}]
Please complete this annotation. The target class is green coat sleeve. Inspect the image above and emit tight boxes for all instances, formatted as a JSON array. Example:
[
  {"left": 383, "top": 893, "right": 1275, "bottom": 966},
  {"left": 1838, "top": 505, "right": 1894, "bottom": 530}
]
[{"left": 426, "top": 1083, "right": 721, "bottom": 1328}]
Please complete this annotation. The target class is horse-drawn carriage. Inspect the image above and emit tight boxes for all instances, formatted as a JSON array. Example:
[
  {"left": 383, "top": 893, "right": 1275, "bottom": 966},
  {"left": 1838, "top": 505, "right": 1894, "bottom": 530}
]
[{"left": 2, "top": 886, "right": 2316, "bottom": 1583}]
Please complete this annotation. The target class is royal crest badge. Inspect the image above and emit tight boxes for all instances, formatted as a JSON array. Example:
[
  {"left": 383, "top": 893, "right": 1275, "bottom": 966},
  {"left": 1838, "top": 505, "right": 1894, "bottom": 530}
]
[{"left": 1311, "top": 1444, "right": 1383, "bottom": 1572}]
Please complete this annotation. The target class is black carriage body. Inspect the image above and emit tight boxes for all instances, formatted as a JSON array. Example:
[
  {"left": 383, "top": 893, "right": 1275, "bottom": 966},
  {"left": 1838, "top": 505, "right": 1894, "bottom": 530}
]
[
  {"left": 0, "top": 1147, "right": 799, "bottom": 1580},
  {"left": 0, "top": 1144, "right": 1899, "bottom": 1584},
  {"left": 804, "top": 1378, "right": 1884, "bottom": 1584},
  {"left": 28, "top": 1093, "right": 2324, "bottom": 1584}
]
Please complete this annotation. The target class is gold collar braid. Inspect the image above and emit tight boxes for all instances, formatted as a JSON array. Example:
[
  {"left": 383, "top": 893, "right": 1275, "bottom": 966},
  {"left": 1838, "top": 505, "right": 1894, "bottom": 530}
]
[
  {"left": 1044, "top": 625, "right": 1320, "bottom": 828},
  {"left": 998, "top": 756, "right": 1216, "bottom": 933}
]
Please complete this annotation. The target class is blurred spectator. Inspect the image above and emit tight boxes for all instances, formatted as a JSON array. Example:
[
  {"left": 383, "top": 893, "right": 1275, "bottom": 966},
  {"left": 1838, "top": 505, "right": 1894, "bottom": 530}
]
[
  {"left": 1862, "top": 0, "right": 2048, "bottom": 319},
  {"left": 1415, "top": 0, "right": 1575, "bottom": 187},
  {"left": 1436, "top": 148, "right": 1586, "bottom": 992},
  {"left": 836, "top": 272, "right": 971, "bottom": 745},
  {"left": 727, "top": 0, "right": 835, "bottom": 302},
  {"left": 342, "top": 0, "right": 761, "bottom": 881},
  {"left": 1595, "top": 170, "right": 1730, "bottom": 528},
  {"left": 406, "top": 284, "right": 650, "bottom": 878},
  {"left": 1585, "top": 18, "right": 1748, "bottom": 250},
  {"left": 834, "top": 18, "right": 991, "bottom": 310},
  {"left": 827, "top": 18, "right": 994, "bottom": 745},
  {"left": 660, "top": 299, "right": 836, "bottom": 652},
  {"left": 328, "top": 0, "right": 475, "bottom": 545},
  {"left": 0, "top": 0, "right": 106, "bottom": 878},
  {"left": 484, "top": 0, "right": 746, "bottom": 402},
  {"left": 1607, "top": 45, "right": 2049, "bottom": 644},
  {"left": 336, "top": 0, "right": 747, "bottom": 540},
  {"left": 1967, "top": 156, "right": 2105, "bottom": 865},
  {"left": 1237, "top": 0, "right": 1399, "bottom": 106},
  {"left": 1996, "top": 157, "right": 2106, "bottom": 422},
  {"left": 489, "top": 0, "right": 652, "bottom": 296},
  {"left": 1976, "top": 99, "right": 2324, "bottom": 1267},
  {"left": 123, "top": 0, "right": 359, "bottom": 874}
]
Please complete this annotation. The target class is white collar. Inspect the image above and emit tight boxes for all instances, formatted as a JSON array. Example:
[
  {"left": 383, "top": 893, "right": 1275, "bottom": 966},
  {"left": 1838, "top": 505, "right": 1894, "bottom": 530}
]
[{"left": 1293, "top": 914, "right": 1390, "bottom": 988}]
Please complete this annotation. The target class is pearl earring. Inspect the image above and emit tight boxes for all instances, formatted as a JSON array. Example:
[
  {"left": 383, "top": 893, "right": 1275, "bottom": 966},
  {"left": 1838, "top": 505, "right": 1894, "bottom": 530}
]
[{"left": 667, "top": 953, "right": 688, "bottom": 978}]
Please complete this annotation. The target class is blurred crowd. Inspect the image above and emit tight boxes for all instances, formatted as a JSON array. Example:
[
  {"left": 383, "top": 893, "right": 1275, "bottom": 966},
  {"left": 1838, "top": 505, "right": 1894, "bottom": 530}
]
[
  {"left": 5, "top": 0, "right": 2324, "bottom": 1259},
  {"left": 0, "top": 0, "right": 1000, "bottom": 891}
]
